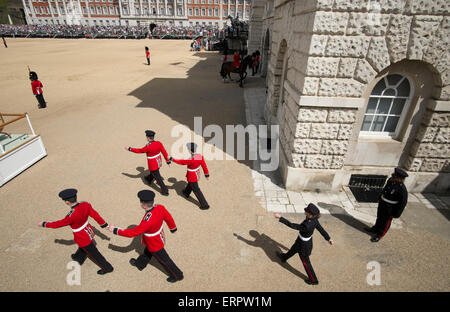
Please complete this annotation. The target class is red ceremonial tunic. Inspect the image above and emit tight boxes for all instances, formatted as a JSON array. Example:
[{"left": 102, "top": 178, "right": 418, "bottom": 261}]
[
  {"left": 115, "top": 205, "right": 177, "bottom": 252},
  {"left": 146, "top": 50, "right": 150, "bottom": 58},
  {"left": 253, "top": 55, "right": 260, "bottom": 66},
  {"left": 172, "top": 153, "right": 209, "bottom": 183},
  {"left": 44, "top": 202, "right": 107, "bottom": 248},
  {"left": 130, "top": 141, "right": 169, "bottom": 171},
  {"left": 31, "top": 80, "right": 43, "bottom": 95},
  {"left": 232, "top": 54, "right": 240, "bottom": 68}
]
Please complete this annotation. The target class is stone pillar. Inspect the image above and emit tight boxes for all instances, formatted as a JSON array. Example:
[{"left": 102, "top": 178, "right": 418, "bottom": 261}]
[
  {"left": 118, "top": 0, "right": 123, "bottom": 16},
  {"left": 22, "top": 0, "right": 34, "bottom": 24},
  {"left": 47, "top": 0, "right": 54, "bottom": 18},
  {"left": 247, "top": 0, "right": 264, "bottom": 53},
  {"left": 62, "top": 0, "right": 68, "bottom": 24},
  {"left": 130, "top": 0, "right": 136, "bottom": 15}
]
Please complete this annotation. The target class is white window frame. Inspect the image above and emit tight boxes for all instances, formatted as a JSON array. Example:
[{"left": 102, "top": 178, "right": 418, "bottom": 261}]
[{"left": 359, "top": 75, "right": 414, "bottom": 139}]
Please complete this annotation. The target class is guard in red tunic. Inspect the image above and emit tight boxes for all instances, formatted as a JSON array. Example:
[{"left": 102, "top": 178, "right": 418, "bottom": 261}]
[
  {"left": 108, "top": 190, "right": 183, "bottom": 283},
  {"left": 252, "top": 50, "right": 260, "bottom": 76},
  {"left": 125, "top": 130, "right": 171, "bottom": 196},
  {"left": 29, "top": 71, "right": 47, "bottom": 109},
  {"left": 38, "top": 188, "right": 114, "bottom": 275},
  {"left": 145, "top": 46, "right": 150, "bottom": 65},
  {"left": 171, "top": 142, "right": 210, "bottom": 210}
]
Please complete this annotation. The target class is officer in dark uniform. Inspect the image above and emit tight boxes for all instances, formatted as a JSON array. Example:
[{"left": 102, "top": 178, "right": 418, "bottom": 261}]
[
  {"left": 366, "top": 167, "right": 408, "bottom": 242},
  {"left": 274, "top": 203, "right": 334, "bottom": 285}
]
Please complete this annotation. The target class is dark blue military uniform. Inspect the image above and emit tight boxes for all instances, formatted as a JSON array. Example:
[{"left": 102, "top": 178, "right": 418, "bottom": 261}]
[
  {"left": 369, "top": 168, "right": 408, "bottom": 242},
  {"left": 277, "top": 204, "right": 331, "bottom": 285}
]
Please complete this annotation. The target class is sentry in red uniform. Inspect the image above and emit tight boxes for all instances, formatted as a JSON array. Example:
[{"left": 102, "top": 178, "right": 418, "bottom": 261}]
[
  {"left": 31, "top": 80, "right": 43, "bottom": 95},
  {"left": 29, "top": 71, "right": 46, "bottom": 109},
  {"left": 40, "top": 188, "right": 114, "bottom": 275},
  {"left": 171, "top": 142, "right": 210, "bottom": 210},
  {"left": 114, "top": 204, "right": 176, "bottom": 252},
  {"left": 43, "top": 201, "right": 107, "bottom": 248},
  {"left": 145, "top": 46, "right": 150, "bottom": 65},
  {"left": 172, "top": 152, "right": 209, "bottom": 183},
  {"left": 126, "top": 130, "right": 170, "bottom": 195},
  {"left": 110, "top": 190, "right": 183, "bottom": 283}
]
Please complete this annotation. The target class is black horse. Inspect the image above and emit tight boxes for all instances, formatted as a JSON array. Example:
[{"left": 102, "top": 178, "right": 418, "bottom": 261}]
[{"left": 220, "top": 55, "right": 253, "bottom": 87}]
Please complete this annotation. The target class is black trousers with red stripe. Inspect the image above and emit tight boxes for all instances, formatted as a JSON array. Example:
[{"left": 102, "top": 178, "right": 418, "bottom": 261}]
[
  {"left": 283, "top": 238, "right": 318, "bottom": 283},
  {"left": 72, "top": 241, "right": 114, "bottom": 272},
  {"left": 146, "top": 169, "right": 168, "bottom": 194},
  {"left": 134, "top": 247, "right": 183, "bottom": 280},
  {"left": 373, "top": 201, "right": 394, "bottom": 239},
  {"left": 184, "top": 182, "right": 209, "bottom": 209}
]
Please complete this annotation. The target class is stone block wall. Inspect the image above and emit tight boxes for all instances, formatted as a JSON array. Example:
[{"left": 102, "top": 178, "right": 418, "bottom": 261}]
[
  {"left": 278, "top": 98, "right": 358, "bottom": 170},
  {"left": 248, "top": 0, "right": 266, "bottom": 54},
  {"left": 405, "top": 109, "right": 450, "bottom": 172},
  {"left": 255, "top": 0, "right": 450, "bottom": 172}
]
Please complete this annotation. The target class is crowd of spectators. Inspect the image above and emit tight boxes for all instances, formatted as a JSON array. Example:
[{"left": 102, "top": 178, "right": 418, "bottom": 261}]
[
  {"left": 0, "top": 24, "right": 149, "bottom": 39},
  {"left": 150, "top": 24, "right": 221, "bottom": 39},
  {"left": 0, "top": 23, "right": 229, "bottom": 40}
]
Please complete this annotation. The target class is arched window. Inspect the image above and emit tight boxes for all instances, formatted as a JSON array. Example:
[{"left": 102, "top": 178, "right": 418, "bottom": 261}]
[{"left": 360, "top": 74, "right": 412, "bottom": 138}]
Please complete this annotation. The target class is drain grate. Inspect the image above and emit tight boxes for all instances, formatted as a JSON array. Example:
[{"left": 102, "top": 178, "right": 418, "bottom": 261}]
[{"left": 348, "top": 174, "right": 387, "bottom": 203}]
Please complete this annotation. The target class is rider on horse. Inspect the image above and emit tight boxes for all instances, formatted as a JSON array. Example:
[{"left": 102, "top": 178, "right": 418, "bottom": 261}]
[{"left": 232, "top": 50, "right": 241, "bottom": 70}]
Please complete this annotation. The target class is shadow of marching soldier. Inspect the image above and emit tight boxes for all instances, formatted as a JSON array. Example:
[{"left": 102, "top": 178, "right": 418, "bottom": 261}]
[
  {"left": 122, "top": 166, "right": 166, "bottom": 194},
  {"left": 167, "top": 177, "right": 202, "bottom": 208},
  {"left": 233, "top": 230, "right": 308, "bottom": 280},
  {"left": 107, "top": 225, "right": 168, "bottom": 276}
]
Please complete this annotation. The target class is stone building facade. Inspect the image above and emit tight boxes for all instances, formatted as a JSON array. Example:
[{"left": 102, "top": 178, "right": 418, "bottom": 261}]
[
  {"left": 248, "top": 0, "right": 449, "bottom": 193},
  {"left": 20, "top": 0, "right": 252, "bottom": 27}
]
